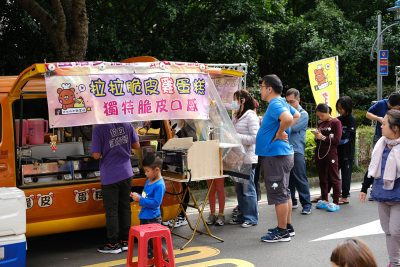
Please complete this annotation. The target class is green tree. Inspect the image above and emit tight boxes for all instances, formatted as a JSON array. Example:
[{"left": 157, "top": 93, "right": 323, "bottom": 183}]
[
  {"left": 86, "top": 0, "right": 262, "bottom": 83},
  {"left": 17, "top": 0, "right": 88, "bottom": 61},
  {"left": 0, "top": 1, "right": 54, "bottom": 75},
  {"left": 1, "top": 0, "right": 399, "bottom": 113}
]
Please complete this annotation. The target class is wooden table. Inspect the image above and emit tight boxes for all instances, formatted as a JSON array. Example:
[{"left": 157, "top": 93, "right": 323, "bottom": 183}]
[{"left": 163, "top": 174, "right": 227, "bottom": 249}]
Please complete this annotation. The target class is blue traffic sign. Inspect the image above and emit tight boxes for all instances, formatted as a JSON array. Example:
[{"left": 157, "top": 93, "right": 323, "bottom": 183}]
[
  {"left": 380, "top": 50, "right": 389, "bottom": 60},
  {"left": 380, "top": 65, "right": 389, "bottom": 76},
  {"left": 379, "top": 50, "right": 389, "bottom": 76}
]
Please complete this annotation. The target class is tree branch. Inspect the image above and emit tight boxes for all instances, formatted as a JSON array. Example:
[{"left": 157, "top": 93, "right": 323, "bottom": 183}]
[
  {"left": 18, "top": 0, "right": 69, "bottom": 59},
  {"left": 61, "top": 0, "right": 73, "bottom": 35},
  {"left": 51, "top": 0, "right": 67, "bottom": 35},
  {"left": 61, "top": 0, "right": 72, "bottom": 19},
  {"left": 18, "top": 0, "right": 56, "bottom": 34},
  {"left": 70, "top": 0, "right": 88, "bottom": 60}
]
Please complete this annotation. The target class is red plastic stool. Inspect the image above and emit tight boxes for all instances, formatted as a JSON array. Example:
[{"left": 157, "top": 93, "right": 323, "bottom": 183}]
[{"left": 126, "top": 223, "right": 175, "bottom": 267}]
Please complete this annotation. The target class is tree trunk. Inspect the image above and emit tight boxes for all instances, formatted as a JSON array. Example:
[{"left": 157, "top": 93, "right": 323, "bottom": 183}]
[{"left": 18, "top": 0, "right": 88, "bottom": 61}]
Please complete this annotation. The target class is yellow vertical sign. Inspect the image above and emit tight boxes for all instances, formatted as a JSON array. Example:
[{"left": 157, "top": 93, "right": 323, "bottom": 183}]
[{"left": 308, "top": 56, "right": 339, "bottom": 116}]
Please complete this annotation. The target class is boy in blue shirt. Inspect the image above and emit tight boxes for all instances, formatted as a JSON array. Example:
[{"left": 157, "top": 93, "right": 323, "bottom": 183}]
[{"left": 131, "top": 153, "right": 166, "bottom": 260}]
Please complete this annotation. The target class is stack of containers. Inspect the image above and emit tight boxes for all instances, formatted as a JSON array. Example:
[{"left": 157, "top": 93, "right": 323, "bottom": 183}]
[{"left": 0, "top": 188, "right": 26, "bottom": 267}]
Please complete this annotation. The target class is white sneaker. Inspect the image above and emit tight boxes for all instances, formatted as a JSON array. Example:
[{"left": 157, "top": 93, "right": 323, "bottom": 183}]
[
  {"left": 215, "top": 214, "right": 225, "bottom": 226},
  {"left": 173, "top": 217, "right": 188, "bottom": 228},
  {"left": 161, "top": 221, "right": 170, "bottom": 226},
  {"left": 241, "top": 221, "right": 257, "bottom": 228},
  {"left": 206, "top": 214, "right": 216, "bottom": 225}
]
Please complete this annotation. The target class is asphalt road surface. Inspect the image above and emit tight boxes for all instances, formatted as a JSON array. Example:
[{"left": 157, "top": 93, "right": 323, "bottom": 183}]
[{"left": 26, "top": 185, "right": 389, "bottom": 267}]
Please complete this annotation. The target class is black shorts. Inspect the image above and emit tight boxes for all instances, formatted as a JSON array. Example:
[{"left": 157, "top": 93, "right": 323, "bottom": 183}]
[{"left": 260, "top": 155, "right": 294, "bottom": 205}]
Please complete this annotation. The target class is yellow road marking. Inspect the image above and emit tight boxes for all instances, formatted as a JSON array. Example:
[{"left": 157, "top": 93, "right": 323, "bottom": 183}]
[
  {"left": 181, "top": 259, "right": 255, "bottom": 267},
  {"left": 174, "top": 246, "right": 220, "bottom": 263},
  {"left": 82, "top": 246, "right": 220, "bottom": 267}
]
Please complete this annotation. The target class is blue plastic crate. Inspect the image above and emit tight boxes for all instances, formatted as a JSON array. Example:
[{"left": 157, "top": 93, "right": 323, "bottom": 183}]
[{"left": 0, "top": 235, "right": 26, "bottom": 267}]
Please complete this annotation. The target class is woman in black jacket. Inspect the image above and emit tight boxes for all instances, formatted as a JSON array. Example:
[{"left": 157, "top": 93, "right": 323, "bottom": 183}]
[{"left": 336, "top": 96, "right": 356, "bottom": 204}]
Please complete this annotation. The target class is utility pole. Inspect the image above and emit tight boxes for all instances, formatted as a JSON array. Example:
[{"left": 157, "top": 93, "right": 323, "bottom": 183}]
[
  {"left": 377, "top": 14, "right": 383, "bottom": 101},
  {"left": 370, "top": 2, "right": 400, "bottom": 100}
]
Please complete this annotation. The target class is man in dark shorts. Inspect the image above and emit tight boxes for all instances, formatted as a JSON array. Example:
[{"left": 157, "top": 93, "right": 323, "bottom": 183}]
[{"left": 256, "top": 75, "right": 300, "bottom": 243}]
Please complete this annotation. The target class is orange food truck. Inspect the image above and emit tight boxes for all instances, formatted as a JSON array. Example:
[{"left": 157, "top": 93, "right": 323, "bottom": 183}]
[{"left": 0, "top": 59, "right": 246, "bottom": 238}]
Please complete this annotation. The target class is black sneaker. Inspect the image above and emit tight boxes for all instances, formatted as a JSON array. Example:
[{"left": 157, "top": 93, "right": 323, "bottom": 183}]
[
  {"left": 268, "top": 225, "right": 295, "bottom": 237},
  {"left": 120, "top": 240, "right": 128, "bottom": 252},
  {"left": 287, "top": 224, "right": 295, "bottom": 237},
  {"left": 232, "top": 206, "right": 239, "bottom": 217},
  {"left": 229, "top": 217, "right": 243, "bottom": 225},
  {"left": 97, "top": 243, "right": 122, "bottom": 254},
  {"left": 261, "top": 228, "right": 291, "bottom": 243},
  {"left": 301, "top": 205, "right": 312, "bottom": 215}
]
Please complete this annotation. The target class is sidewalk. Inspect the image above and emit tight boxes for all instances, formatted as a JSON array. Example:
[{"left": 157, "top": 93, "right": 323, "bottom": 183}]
[{"left": 189, "top": 172, "right": 365, "bottom": 215}]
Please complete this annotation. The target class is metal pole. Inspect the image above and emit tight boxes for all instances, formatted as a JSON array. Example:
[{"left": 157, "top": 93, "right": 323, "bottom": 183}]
[{"left": 377, "top": 14, "right": 383, "bottom": 100}]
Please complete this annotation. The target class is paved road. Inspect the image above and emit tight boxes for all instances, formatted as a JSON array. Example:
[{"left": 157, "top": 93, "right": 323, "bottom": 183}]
[{"left": 26, "top": 184, "right": 388, "bottom": 267}]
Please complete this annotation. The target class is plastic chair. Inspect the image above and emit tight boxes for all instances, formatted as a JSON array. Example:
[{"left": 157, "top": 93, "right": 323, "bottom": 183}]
[{"left": 126, "top": 223, "right": 175, "bottom": 267}]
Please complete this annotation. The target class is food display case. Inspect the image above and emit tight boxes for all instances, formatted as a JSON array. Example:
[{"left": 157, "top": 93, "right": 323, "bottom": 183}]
[
  {"left": 18, "top": 138, "right": 100, "bottom": 186},
  {"left": 17, "top": 122, "right": 165, "bottom": 187}
]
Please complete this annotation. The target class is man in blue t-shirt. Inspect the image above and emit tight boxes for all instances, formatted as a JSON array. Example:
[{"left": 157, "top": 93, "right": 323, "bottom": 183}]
[
  {"left": 92, "top": 123, "right": 140, "bottom": 254},
  {"left": 366, "top": 92, "right": 400, "bottom": 145},
  {"left": 256, "top": 74, "right": 300, "bottom": 243}
]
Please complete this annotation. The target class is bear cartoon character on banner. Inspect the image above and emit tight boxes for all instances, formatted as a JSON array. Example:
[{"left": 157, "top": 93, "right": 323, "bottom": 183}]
[
  {"left": 57, "top": 83, "right": 76, "bottom": 110},
  {"left": 314, "top": 64, "right": 332, "bottom": 91},
  {"left": 55, "top": 83, "right": 90, "bottom": 116}
]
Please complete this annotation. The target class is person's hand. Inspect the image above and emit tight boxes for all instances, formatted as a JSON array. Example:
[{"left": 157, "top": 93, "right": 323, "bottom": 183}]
[
  {"left": 315, "top": 131, "right": 324, "bottom": 140},
  {"left": 130, "top": 192, "right": 140, "bottom": 202},
  {"left": 274, "top": 131, "right": 288, "bottom": 142},
  {"left": 377, "top": 117, "right": 384, "bottom": 124},
  {"left": 359, "top": 192, "right": 367, "bottom": 203}
]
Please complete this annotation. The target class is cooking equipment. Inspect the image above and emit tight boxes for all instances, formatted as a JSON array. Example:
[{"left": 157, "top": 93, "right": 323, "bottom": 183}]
[
  {"left": 66, "top": 155, "right": 99, "bottom": 179},
  {"left": 162, "top": 151, "right": 188, "bottom": 174},
  {"left": 41, "top": 157, "right": 66, "bottom": 163},
  {"left": 161, "top": 138, "right": 222, "bottom": 180},
  {"left": 27, "top": 118, "right": 48, "bottom": 145},
  {"left": 41, "top": 157, "right": 72, "bottom": 175},
  {"left": 22, "top": 162, "right": 59, "bottom": 176},
  {"left": 20, "top": 157, "right": 41, "bottom": 165}
]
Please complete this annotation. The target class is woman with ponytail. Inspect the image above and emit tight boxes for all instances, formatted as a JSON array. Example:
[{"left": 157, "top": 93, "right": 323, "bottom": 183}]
[{"left": 313, "top": 103, "right": 342, "bottom": 212}]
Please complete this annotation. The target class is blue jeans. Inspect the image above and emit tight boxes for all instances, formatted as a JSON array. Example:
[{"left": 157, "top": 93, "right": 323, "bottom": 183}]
[
  {"left": 289, "top": 153, "right": 311, "bottom": 208},
  {"left": 235, "top": 165, "right": 258, "bottom": 224}
]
